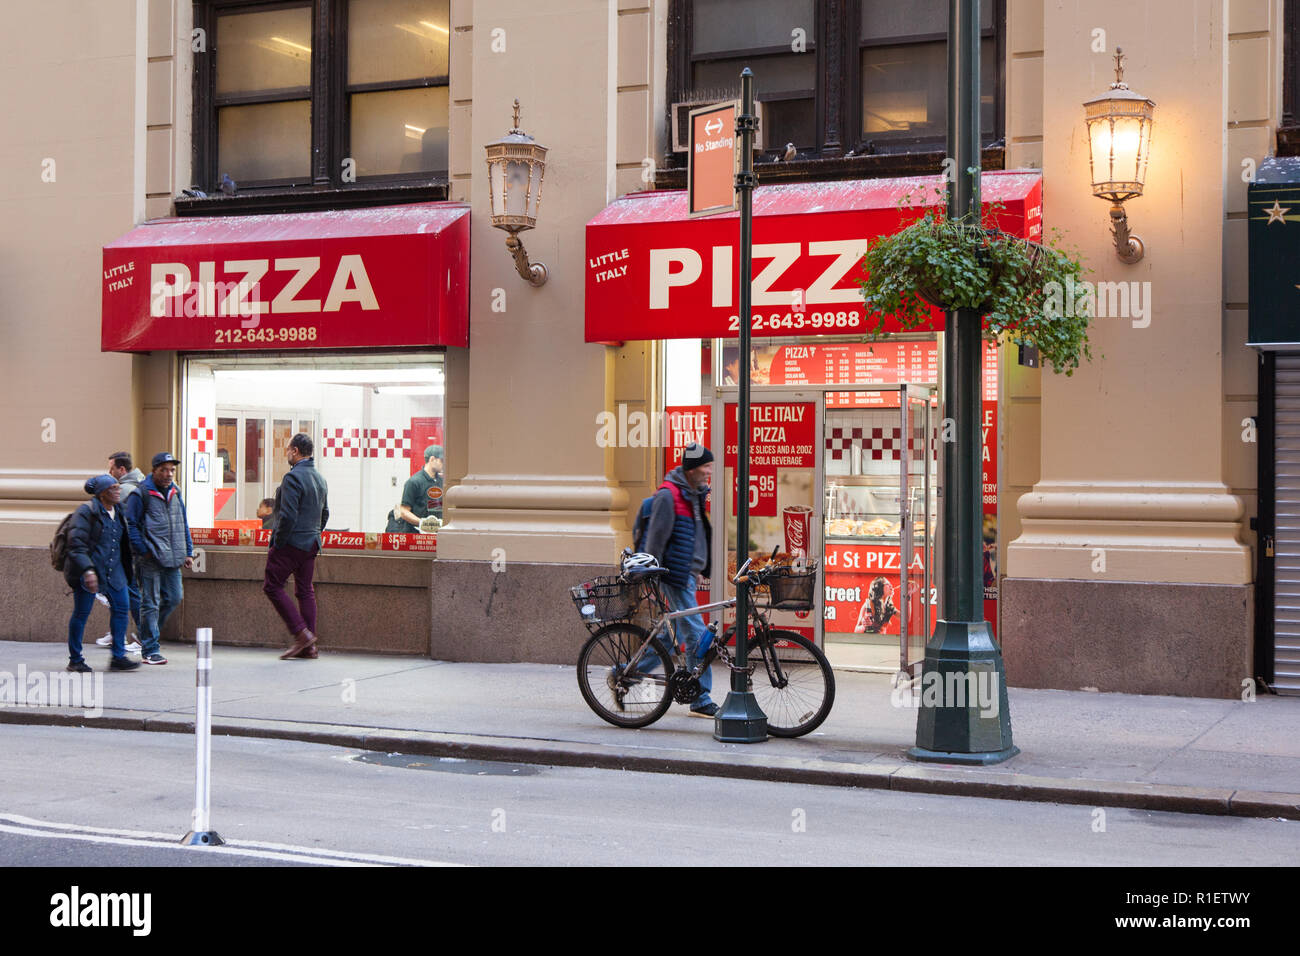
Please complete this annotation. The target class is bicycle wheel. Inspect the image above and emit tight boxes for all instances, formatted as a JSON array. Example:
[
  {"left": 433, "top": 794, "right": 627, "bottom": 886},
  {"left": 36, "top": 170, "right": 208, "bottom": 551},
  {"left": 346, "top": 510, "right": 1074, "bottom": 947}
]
[
  {"left": 750, "top": 629, "right": 835, "bottom": 737},
  {"left": 576, "top": 624, "right": 674, "bottom": 728}
]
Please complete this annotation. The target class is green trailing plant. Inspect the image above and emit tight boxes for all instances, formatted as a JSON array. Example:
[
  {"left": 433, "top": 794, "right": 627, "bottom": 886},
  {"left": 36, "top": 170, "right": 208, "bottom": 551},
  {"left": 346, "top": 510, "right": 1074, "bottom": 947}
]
[{"left": 857, "top": 193, "right": 1093, "bottom": 375}]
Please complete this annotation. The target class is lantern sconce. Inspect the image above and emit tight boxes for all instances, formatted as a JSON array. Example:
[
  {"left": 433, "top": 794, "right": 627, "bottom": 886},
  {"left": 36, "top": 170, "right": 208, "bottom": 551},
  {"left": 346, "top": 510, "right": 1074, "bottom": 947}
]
[
  {"left": 1083, "top": 48, "right": 1155, "bottom": 264},
  {"left": 484, "top": 99, "right": 549, "bottom": 286}
]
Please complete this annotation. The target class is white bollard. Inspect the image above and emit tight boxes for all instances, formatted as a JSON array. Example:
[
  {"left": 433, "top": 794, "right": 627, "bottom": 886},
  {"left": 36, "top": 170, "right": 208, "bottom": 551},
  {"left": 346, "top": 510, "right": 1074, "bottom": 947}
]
[{"left": 182, "top": 627, "right": 224, "bottom": 846}]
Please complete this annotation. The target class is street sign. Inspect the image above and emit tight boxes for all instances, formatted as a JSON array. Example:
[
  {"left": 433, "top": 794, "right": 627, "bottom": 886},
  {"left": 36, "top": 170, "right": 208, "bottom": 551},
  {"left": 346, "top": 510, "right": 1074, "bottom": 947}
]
[{"left": 687, "top": 101, "right": 738, "bottom": 218}]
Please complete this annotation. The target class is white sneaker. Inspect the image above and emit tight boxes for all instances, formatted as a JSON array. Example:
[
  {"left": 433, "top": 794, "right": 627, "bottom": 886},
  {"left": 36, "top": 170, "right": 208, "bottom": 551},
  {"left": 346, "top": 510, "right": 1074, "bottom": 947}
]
[{"left": 98, "top": 633, "right": 142, "bottom": 649}]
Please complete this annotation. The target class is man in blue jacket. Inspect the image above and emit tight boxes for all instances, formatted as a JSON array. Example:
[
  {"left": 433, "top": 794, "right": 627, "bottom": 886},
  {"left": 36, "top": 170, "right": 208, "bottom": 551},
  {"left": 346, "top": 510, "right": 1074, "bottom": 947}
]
[
  {"left": 65, "top": 475, "right": 141, "bottom": 672},
  {"left": 125, "top": 452, "right": 194, "bottom": 665},
  {"left": 641, "top": 442, "right": 716, "bottom": 717},
  {"left": 264, "top": 433, "right": 329, "bottom": 660}
]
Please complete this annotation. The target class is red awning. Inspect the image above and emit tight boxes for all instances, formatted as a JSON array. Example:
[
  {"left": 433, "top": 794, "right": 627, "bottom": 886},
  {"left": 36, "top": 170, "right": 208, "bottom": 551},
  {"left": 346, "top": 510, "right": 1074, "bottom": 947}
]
[
  {"left": 584, "top": 171, "right": 1042, "bottom": 342},
  {"left": 102, "top": 202, "right": 470, "bottom": 352}
]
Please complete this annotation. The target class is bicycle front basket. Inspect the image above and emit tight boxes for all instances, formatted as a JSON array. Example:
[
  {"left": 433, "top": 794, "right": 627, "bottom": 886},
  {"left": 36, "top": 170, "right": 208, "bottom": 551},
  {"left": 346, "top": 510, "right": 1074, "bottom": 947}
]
[
  {"left": 765, "top": 563, "right": 819, "bottom": 612},
  {"left": 569, "top": 575, "right": 641, "bottom": 625}
]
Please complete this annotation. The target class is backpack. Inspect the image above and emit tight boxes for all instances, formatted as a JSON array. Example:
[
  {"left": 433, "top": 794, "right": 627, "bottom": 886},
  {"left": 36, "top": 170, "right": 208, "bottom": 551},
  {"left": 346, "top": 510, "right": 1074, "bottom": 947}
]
[
  {"left": 631, "top": 494, "right": 656, "bottom": 553},
  {"left": 49, "top": 509, "right": 79, "bottom": 572},
  {"left": 632, "top": 485, "right": 677, "bottom": 553}
]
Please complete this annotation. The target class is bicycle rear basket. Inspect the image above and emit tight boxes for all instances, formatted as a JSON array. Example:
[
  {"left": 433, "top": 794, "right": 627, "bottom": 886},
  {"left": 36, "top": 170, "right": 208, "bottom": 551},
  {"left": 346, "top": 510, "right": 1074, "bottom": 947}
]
[
  {"left": 764, "top": 563, "right": 819, "bottom": 611},
  {"left": 570, "top": 575, "right": 641, "bottom": 627}
]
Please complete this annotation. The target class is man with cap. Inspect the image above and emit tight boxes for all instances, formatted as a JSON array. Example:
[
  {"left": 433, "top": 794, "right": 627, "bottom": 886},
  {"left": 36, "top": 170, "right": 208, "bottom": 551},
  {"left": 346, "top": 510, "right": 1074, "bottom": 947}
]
[
  {"left": 265, "top": 433, "right": 329, "bottom": 660},
  {"left": 641, "top": 442, "right": 717, "bottom": 717},
  {"left": 125, "top": 452, "right": 194, "bottom": 665},
  {"left": 398, "top": 444, "right": 444, "bottom": 531},
  {"left": 65, "top": 475, "right": 140, "bottom": 672},
  {"left": 94, "top": 451, "right": 145, "bottom": 652}
]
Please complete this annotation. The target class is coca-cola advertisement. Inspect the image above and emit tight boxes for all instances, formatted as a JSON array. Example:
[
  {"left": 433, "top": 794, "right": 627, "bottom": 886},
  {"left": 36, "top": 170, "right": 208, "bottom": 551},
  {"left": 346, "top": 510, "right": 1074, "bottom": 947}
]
[{"left": 721, "top": 401, "right": 818, "bottom": 644}]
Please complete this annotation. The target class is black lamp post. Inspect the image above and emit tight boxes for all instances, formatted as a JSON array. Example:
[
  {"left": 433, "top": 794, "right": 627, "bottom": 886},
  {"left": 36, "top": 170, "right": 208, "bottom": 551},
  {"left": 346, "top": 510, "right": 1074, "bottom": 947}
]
[
  {"left": 907, "top": 0, "right": 1017, "bottom": 764},
  {"left": 715, "top": 68, "right": 767, "bottom": 744}
]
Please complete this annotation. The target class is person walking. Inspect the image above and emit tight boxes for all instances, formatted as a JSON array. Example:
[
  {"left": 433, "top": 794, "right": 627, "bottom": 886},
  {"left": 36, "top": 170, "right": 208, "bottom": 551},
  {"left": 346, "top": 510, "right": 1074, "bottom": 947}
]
[
  {"left": 125, "top": 452, "right": 194, "bottom": 665},
  {"left": 641, "top": 442, "right": 717, "bottom": 717},
  {"left": 65, "top": 475, "right": 140, "bottom": 672},
  {"left": 263, "top": 433, "right": 329, "bottom": 660},
  {"left": 95, "top": 451, "right": 145, "bottom": 652}
]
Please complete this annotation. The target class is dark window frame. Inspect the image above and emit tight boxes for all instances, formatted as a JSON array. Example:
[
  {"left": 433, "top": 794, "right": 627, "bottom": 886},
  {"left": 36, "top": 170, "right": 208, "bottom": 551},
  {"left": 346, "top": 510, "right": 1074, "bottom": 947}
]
[
  {"left": 191, "top": 0, "right": 451, "bottom": 204},
  {"left": 663, "top": 0, "right": 1006, "bottom": 177},
  {"left": 1282, "top": 1, "right": 1300, "bottom": 155}
]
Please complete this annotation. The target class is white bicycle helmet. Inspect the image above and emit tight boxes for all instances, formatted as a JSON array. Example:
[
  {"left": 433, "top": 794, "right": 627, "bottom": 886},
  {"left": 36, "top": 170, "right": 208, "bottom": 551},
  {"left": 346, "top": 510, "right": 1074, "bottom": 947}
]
[{"left": 621, "top": 551, "right": 660, "bottom": 574}]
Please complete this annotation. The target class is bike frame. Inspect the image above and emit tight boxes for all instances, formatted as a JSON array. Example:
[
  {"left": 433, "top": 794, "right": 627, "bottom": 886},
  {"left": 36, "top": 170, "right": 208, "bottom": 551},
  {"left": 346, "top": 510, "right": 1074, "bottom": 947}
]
[{"left": 627, "top": 572, "right": 789, "bottom": 689}]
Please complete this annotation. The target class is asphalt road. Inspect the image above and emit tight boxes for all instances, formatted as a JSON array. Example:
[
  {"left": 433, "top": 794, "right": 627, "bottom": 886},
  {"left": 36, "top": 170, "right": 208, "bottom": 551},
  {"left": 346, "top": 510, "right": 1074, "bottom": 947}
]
[{"left": 0, "top": 724, "right": 1293, "bottom": 867}]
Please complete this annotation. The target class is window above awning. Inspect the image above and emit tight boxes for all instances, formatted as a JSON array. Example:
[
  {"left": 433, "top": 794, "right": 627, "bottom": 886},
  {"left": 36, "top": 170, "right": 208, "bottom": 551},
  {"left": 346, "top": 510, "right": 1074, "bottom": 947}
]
[
  {"left": 102, "top": 202, "right": 469, "bottom": 352},
  {"left": 584, "top": 172, "right": 1042, "bottom": 342}
]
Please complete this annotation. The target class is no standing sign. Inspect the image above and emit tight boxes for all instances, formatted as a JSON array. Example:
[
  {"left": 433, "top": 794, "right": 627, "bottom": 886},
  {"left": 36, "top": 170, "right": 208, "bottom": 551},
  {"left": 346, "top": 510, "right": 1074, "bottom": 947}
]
[{"left": 687, "top": 102, "right": 738, "bottom": 218}]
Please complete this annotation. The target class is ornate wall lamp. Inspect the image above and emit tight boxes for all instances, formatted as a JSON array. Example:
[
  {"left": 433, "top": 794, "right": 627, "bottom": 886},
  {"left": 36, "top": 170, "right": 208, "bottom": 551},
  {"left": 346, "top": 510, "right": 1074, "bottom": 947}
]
[
  {"left": 1083, "top": 48, "right": 1156, "bottom": 264},
  {"left": 484, "top": 99, "right": 549, "bottom": 286}
]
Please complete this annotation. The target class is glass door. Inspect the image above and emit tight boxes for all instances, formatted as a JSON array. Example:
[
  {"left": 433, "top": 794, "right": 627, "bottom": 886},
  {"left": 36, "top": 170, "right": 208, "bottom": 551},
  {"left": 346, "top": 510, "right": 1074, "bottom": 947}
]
[
  {"left": 711, "top": 390, "right": 823, "bottom": 647},
  {"left": 903, "top": 385, "right": 938, "bottom": 675},
  {"left": 215, "top": 408, "right": 315, "bottom": 523}
]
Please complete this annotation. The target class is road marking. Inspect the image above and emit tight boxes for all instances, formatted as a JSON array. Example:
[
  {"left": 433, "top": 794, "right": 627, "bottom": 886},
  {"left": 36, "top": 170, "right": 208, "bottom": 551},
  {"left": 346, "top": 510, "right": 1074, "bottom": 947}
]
[{"left": 0, "top": 813, "right": 463, "bottom": 867}]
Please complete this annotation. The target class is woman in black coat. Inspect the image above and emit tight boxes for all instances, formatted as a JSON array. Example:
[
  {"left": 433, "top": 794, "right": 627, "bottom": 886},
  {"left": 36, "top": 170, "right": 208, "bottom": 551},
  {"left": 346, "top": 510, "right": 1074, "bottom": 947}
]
[{"left": 66, "top": 475, "right": 139, "bottom": 672}]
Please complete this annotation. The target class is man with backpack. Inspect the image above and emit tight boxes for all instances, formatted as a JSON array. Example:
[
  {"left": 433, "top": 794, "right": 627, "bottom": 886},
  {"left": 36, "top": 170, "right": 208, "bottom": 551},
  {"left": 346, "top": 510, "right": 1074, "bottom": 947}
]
[
  {"left": 125, "top": 452, "right": 195, "bottom": 665},
  {"left": 94, "top": 451, "right": 145, "bottom": 652},
  {"left": 62, "top": 474, "right": 140, "bottom": 672},
  {"left": 637, "top": 442, "right": 717, "bottom": 717}
]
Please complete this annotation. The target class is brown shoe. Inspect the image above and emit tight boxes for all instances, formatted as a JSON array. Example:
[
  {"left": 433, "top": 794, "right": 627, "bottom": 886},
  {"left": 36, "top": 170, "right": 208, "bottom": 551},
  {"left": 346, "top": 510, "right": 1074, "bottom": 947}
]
[
  {"left": 280, "top": 628, "right": 317, "bottom": 660},
  {"left": 298, "top": 644, "right": 319, "bottom": 659}
]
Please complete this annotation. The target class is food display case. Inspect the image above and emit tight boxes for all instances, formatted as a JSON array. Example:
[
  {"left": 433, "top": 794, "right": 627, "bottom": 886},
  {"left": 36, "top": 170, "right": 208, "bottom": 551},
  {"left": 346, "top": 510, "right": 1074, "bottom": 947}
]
[{"left": 821, "top": 385, "right": 937, "bottom": 674}]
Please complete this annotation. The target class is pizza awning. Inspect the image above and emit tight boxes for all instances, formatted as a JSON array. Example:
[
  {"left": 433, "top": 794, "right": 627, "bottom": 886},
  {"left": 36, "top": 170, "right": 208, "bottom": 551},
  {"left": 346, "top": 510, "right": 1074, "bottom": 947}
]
[
  {"left": 102, "top": 202, "right": 470, "bottom": 352},
  {"left": 584, "top": 171, "right": 1043, "bottom": 342}
]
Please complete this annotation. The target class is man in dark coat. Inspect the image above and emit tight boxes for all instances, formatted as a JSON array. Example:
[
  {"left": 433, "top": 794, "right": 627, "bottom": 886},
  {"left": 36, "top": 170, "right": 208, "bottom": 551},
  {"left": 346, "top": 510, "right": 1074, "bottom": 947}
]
[
  {"left": 264, "top": 433, "right": 329, "bottom": 660},
  {"left": 641, "top": 442, "right": 716, "bottom": 716},
  {"left": 125, "top": 452, "right": 194, "bottom": 665},
  {"left": 65, "top": 475, "right": 140, "bottom": 672}
]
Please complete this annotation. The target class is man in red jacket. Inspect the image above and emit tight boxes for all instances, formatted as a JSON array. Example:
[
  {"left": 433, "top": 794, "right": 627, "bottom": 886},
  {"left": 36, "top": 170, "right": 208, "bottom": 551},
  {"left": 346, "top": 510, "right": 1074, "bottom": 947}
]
[{"left": 641, "top": 443, "right": 716, "bottom": 717}]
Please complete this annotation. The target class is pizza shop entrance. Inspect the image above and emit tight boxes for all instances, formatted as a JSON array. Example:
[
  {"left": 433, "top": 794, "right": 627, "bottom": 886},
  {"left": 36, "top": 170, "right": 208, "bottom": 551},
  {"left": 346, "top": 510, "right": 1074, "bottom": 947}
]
[{"left": 707, "top": 360, "right": 941, "bottom": 676}]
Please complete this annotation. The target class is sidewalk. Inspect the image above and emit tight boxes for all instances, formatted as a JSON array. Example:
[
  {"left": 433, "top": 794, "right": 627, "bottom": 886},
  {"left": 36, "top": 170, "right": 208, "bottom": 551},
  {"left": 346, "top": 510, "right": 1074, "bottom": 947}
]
[{"left": 2, "top": 639, "right": 1298, "bottom": 819}]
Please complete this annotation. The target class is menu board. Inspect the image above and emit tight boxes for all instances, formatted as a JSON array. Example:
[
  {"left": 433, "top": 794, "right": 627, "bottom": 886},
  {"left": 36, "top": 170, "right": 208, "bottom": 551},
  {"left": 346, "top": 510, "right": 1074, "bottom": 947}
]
[{"left": 723, "top": 341, "right": 938, "bottom": 389}]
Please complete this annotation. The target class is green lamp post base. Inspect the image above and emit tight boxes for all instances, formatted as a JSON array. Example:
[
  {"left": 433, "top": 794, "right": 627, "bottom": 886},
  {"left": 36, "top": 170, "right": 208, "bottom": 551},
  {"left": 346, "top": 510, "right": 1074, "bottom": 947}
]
[
  {"left": 908, "top": 619, "right": 1018, "bottom": 765},
  {"left": 714, "top": 690, "right": 768, "bottom": 743}
]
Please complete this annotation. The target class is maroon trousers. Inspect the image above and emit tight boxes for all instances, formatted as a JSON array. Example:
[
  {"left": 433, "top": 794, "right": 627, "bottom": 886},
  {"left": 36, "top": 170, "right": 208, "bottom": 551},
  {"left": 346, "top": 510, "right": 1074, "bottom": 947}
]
[{"left": 263, "top": 544, "right": 318, "bottom": 636}]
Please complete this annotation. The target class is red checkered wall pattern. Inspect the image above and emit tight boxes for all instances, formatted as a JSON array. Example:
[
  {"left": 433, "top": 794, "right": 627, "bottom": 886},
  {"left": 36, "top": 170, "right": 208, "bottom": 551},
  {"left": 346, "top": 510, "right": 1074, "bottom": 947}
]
[
  {"left": 825, "top": 425, "right": 934, "bottom": 462},
  {"left": 189, "top": 417, "right": 214, "bottom": 452},
  {"left": 322, "top": 428, "right": 413, "bottom": 458}
]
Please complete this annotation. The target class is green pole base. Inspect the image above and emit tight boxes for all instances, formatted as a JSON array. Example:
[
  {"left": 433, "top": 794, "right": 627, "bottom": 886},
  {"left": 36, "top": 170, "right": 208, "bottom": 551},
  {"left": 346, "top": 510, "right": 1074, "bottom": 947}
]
[
  {"left": 909, "top": 618, "right": 1017, "bottom": 761},
  {"left": 713, "top": 690, "right": 768, "bottom": 743},
  {"left": 906, "top": 744, "right": 1020, "bottom": 766}
]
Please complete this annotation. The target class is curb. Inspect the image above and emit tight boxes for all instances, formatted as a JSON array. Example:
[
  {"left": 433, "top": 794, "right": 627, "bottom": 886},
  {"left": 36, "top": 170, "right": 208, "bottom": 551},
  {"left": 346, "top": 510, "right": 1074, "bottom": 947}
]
[{"left": 4, "top": 706, "right": 1299, "bottom": 821}]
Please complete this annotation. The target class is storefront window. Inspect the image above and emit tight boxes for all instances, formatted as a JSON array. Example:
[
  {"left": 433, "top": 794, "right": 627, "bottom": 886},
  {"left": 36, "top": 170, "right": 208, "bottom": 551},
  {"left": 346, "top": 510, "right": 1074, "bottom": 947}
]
[{"left": 183, "top": 356, "right": 446, "bottom": 540}]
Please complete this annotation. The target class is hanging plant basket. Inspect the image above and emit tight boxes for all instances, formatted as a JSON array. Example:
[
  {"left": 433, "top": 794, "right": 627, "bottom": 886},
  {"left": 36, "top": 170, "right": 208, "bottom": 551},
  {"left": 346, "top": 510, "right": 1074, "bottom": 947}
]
[{"left": 857, "top": 205, "right": 1093, "bottom": 375}]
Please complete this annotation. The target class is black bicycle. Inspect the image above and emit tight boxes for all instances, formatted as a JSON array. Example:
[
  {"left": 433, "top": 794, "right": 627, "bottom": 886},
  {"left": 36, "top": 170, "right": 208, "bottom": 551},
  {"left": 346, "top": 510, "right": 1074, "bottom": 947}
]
[{"left": 571, "top": 548, "right": 835, "bottom": 737}]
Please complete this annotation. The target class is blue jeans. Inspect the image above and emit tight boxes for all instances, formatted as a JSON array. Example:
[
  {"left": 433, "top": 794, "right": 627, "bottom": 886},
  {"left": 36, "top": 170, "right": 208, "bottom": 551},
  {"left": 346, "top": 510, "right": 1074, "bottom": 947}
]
[
  {"left": 664, "top": 574, "right": 713, "bottom": 708},
  {"left": 137, "top": 558, "right": 183, "bottom": 656},
  {"left": 69, "top": 580, "right": 130, "bottom": 665}
]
